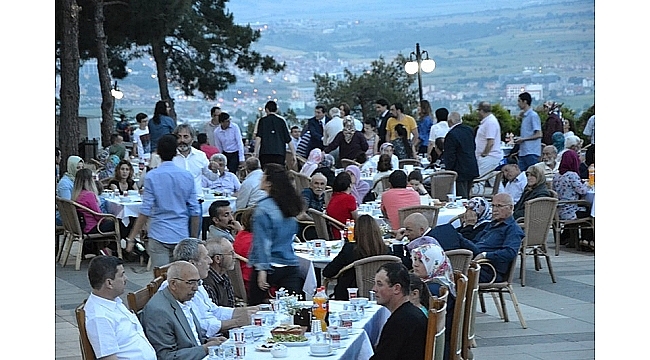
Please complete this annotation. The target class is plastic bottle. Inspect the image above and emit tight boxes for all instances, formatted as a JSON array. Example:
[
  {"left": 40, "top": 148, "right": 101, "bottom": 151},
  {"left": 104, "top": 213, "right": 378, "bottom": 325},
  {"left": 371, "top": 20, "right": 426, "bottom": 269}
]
[
  {"left": 588, "top": 164, "right": 595, "bottom": 187},
  {"left": 312, "top": 286, "right": 329, "bottom": 332},
  {"left": 347, "top": 220, "right": 355, "bottom": 242}
]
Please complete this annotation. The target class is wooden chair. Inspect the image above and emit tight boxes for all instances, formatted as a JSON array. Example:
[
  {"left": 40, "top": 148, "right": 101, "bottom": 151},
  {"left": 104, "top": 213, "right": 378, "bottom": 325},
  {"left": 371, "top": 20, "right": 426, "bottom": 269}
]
[
  {"left": 424, "top": 297, "right": 448, "bottom": 360},
  {"left": 477, "top": 258, "right": 527, "bottom": 328},
  {"left": 127, "top": 283, "right": 154, "bottom": 316},
  {"left": 296, "top": 155, "right": 308, "bottom": 170},
  {"left": 341, "top": 159, "right": 361, "bottom": 168},
  {"left": 462, "top": 261, "right": 481, "bottom": 360},
  {"left": 289, "top": 170, "right": 311, "bottom": 194},
  {"left": 56, "top": 197, "right": 123, "bottom": 270},
  {"left": 448, "top": 271, "right": 468, "bottom": 360},
  {"left": 552, "top": 199, "right": 594, "bottom": 256},
  {"left": 398, "top": 158, "right": 422, "bottom": 169},
  {"left": 227, "top": 257, "right": 249, "bottom": 306},
  {"left": 427, "top": 170, "right": 458, "bottom": 201},
  {"left": 445, "top": 249, "right": 473, "bottom": 275},
  {"left": 519, "top": 197, "right": 558, "bottom": 286},
  {"left": 352, "top": 255, "right": 402, "bottom": 298},
  {"left": 307, "top": 209, "right": 345, "bottom": 240},
  {"left": 153, "top": 263, "right": 172, "bottom": 280},
  {"left": 397, "top": 205, "right": 440, "bottom": 229},
  {"left": 75, "top": 300, "right": 97, "bottom": 360},
  {"left": 150, "top": 276, "right": 165, "bottom": 294}
]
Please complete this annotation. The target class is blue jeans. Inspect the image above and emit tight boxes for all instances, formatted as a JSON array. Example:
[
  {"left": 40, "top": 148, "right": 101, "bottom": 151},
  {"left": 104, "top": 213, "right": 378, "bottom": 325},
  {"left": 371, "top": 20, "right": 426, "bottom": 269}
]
[{"left": 518, "top": 154, "right": 539, "bottom": 172}]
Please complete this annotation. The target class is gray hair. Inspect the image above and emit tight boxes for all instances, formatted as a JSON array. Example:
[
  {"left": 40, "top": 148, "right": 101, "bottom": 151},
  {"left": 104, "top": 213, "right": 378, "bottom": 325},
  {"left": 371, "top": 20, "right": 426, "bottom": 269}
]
[
  {"left": 448, "top": 111, "right": 462, "bottom": 125},
  {"left": 173, "top": 124, "right": 196, "bottom": 139},
  {"left": 211, "top": 153, "right": 228, "bottom": 165},
  {"left": 173, "top": 238, "right": 205, "bottom": 262},
  {"left": 205, "top": 237, "right": 230, "bottom": 258},
  {"left": 329, "top": 107, "right": 341, "bottom": 118}
]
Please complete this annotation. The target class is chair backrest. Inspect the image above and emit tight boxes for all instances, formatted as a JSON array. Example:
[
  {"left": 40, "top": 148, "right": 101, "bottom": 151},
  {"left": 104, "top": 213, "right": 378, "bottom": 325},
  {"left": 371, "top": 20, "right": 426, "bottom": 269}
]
[
  {"left": 399, "top": 159, "right": 422, "bottom": 169},
  {"left": 307, "top": 209, "right": 345, "bottom": 240},
  {"left": 397, "top": 205, "right": 440, "bottom": 229},
  {"left": 75, "top": 300, "right": 97, "bottom": 360},
  {"left": 324, "top": 188, "right": 333, "bottom": 207},
  {"left": 428, "top": 171, "right": 458, "bottom": 200},
  {"left": 462, "top": 261, "right": 480, "bottom": 360},
  {"left": 150, "top": 276, "right": 165, "bottom": 295},
  {"left": 56, "top": 196, "right": 84, "bottom": 237},
  {"left": 227, "top": 257, "right": 248, "bottom": 304},
  {"left": 233, "top": 207, "right": 253, "bottom": 223},
  {"left": 352, "top": 255, "right": 402, "bottom": 298},
  {"left": 153, "top": 263, "right": 171, "bottom": 280},
  {"left": 489, "top": 171, "right": 503, "bottom": 198},
  {"left": 522, "top": 197, "right": 558, "bottom": 248},
  {"left": 341, "top": 159, "right": 361, "bottom": 168},
  {"left": 449, "top": 271, "right": 468, "bottom": 360},
  {"left": 445, "top": 249, "right": 473, "bottom": 275},
  {"left": 428, "top": 285, "right": 450, "bottom": 310},
  {"left": 380, "top": 175, "right": 392, "bottom": 192},
  {"left": 127, "top": 282, "right": 156, "bottom": 316},
  {"left": 289, "top": 170, "right": 311, "bottom": 194},
  {"left": 424, "top": 298, "right": 448, "bottom": 360}
]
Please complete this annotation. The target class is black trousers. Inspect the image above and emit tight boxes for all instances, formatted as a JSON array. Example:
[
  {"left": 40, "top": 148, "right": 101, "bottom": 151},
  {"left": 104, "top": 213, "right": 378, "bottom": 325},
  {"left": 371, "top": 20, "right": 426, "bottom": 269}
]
[
  {"left": 223, "top": 151, "right": 240, "bottom": 174},
  {"left": 248, "top": 266, "right": 303, "bottom": 305},
  {"left": 455, "top": 180, "right": 472, "bottom": 200},
  {"left": 259, "top": 154, "right": 286, "bottom": 170}
]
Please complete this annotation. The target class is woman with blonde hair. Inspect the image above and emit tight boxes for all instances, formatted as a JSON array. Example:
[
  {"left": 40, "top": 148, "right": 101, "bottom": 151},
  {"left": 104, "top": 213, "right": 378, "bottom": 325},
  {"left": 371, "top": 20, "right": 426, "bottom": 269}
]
[{"left": 512, "top": 163, "right": 550, "bottom": 219}]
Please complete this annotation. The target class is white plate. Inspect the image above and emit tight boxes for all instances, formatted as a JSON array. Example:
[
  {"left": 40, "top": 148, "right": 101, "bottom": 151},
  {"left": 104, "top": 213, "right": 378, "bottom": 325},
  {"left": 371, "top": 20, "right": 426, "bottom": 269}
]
[
  {"left": 309, "top": 351, "right": 336, "bottom": 357},
  {"left": 255, "top": 344, "right": 274, "bottom": 352},
  {"left": 279, "top": 340, "right": 310, "bottom": 347}
]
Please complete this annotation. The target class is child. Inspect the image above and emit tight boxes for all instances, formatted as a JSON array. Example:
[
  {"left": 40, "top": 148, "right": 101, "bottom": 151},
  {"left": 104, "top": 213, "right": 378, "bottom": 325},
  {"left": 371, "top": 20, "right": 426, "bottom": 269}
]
[
  {"left": 233, "top": 207, "right": 254, "bottom": 295},
  {"left": 409, "top": 273, "right": 431, "bottom": 316}
]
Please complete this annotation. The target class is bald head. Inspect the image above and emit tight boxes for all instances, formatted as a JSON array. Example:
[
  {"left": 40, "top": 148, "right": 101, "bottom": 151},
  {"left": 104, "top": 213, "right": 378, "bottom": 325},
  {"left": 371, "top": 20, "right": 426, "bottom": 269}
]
[
  {"left": 403, "top": 213, "right": 429, "bottom": 240},
  {"left": 167, "top": 261, "right": 200, "bottom": 302}
]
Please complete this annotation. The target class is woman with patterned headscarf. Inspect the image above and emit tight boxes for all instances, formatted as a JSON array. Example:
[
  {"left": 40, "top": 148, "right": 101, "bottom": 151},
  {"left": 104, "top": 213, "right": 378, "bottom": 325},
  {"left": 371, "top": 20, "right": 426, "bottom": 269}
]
[
  {"left": 456, "top": 196, "right": 493, "bottom": 241},
  {"left": 314, "top": 153, "right": 336, "bottom": 187},
  {"left": 411, "top": 243, "right": 456, "bottom": 360},
  {"left": 300, "top": 148, "right": 324, "bottom": 177},
  {"left": 324, "top": 116, "right": 368, "bottom": 164}
]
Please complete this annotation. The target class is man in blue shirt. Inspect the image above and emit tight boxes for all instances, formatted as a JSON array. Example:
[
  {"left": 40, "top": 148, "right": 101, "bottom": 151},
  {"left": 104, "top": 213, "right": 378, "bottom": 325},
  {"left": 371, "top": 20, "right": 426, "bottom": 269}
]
[
  {"left": 125, "top": 134, "right": 201, "bottom": 268},
  {"left": 514, "top": 92, "right": 542, "bottom": 171}
]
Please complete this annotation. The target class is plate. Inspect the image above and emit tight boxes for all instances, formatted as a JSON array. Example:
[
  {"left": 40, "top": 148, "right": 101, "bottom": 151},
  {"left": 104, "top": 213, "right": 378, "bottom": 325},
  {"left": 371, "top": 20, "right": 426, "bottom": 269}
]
[
  {"left": 309, "top": 351, "right": 335, "bottom": 357},
  {"left": 278, "top": 340, "right": 309, "bottom": 347},
  {"left": 255, "top": 344, "right": 274, "bottom": 352}
]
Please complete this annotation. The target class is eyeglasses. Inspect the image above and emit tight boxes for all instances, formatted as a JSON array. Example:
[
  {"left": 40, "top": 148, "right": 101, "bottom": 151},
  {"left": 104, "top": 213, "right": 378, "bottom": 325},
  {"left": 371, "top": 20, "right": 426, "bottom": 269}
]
[
  {"left": 172, "top": 278, "right": 202, "bottom": 287},
  {"left": 493, "top": 204, "right": 512, "bottom": 209}
]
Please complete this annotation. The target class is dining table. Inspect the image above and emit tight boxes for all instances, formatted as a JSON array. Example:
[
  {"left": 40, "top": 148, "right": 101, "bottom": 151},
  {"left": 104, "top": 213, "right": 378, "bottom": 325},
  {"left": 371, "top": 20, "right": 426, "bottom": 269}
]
[{"left": 294, "top": 240, "right": 342, "bottom": 300}]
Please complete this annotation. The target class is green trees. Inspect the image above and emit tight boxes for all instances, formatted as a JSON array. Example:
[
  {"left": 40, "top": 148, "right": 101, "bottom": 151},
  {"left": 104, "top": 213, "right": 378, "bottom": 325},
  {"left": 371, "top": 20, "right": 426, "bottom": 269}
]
[{"left": 313, "top": 55, "right": 417, "bottom": 122}]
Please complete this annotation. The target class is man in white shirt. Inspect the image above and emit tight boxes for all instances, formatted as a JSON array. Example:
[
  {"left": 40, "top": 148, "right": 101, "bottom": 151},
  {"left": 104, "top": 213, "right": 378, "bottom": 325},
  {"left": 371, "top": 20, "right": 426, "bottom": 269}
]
[
  {"left": 427, "top": 107, "right": 450, "bottom": 160},
  {"left": 84, "top": 256, "right": 156, "bottom": 360},
  {"left": 499, "top": 164, "right": 527, "bottom": 203},
  {"left": 475, "top": 101, "right": 503, "bottom": 177},
  {"left": 236, "top": 157, "right": 266, "bottom": 210},
  {"left": 203, "top": 106, "right": 221, "bottom": 147},
  {"left": 132, "top": 112, "right": 151, "bottom": 162},
  {"left": 323, "top": 107, "right": 343, "bottom": 146}
]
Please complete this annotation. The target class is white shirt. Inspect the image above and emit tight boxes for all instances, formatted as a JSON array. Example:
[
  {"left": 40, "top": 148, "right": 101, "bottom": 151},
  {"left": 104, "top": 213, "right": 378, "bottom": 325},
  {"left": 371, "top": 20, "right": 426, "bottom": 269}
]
[
  {"left": 132, "top": 127, "right": 151, "bottom": 160},
  {"left": 429, "top": 122, "right": 450, "bottom": 142},
  {"left": 178, "top": 300, "right": 202, "bottom": 346},
  {"left": 323, "top": 116, "right": 344, "bottom": 146},
  {"left": 500, "top": 171, "right": 527, "bottom": 203},
  {"left": 84, "top": 293, "right": 156, "bottom": 360},
  {"left": 236, "top": 169, "right": 267, "bottom": 210},
  {"left": 361, "top": 154, "right": 399, "bottom": 172},
  {"left": 475, "top": 113, "right": 502, "bottom": 159},
  {"left": 583, "top": 115, "right": 595, "bottom": 144},
  {"left": 173, "top": 147, "right": 215, "bottom": 198}
]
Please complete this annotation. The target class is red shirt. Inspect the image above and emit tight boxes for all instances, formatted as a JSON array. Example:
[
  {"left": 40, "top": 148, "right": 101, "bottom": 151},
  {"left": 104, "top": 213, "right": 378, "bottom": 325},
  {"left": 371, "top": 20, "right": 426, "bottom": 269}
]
[
  {"left": 325, "top": 192, "right": 357, "bottom": 239},
  {"left": 233, "top": 230, "right": 253, "bottom": 290},
  {"left": 380, "top": 188, "right": 421, "bottom": 229},
  {"left": 200, "top": 144, "right": 220, "bottom": 159}
]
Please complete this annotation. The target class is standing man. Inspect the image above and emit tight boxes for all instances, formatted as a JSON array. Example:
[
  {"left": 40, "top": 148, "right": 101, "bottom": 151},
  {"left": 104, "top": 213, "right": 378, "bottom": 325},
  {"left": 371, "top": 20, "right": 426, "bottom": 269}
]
[
  {"left": 132, "top": 113, "right": 151, "bottom": 162},
  {"left": 289, "top": 126, "right": 301, "bottom": 150},
  {"left": 427, "top": 107, "right": 450, "bottom": 160},
  {"left": 255, "top": 101, "right": 295, "bottom": 168},
  {"left": 474, "top": 101, "right": 502, "bottom": 178},
  {"left": 203, "top": 237, "right": 237, "bottom": 307},
  {"left": 444, "top": 111, "right": 479, "bottom": 199},
  {"left": 203, "top": 106, "right": 221, "bottom": 147},
  {"left": 541, "top": 101, "right": 564, "bottom": 146},
  {"left": 124, "top": 134, "right": 201, "bottom": 268},
  {"left": 374, "top": 98, "right": 391, "bottom": 149},
  {"left": 369, "top": 262, "right": 427, "bottom": 360},
  {"left": 304, "top": 105, "right": 329, "bottom": 155},
  {"left": 84, "top": 256, "right": 156, "bottom": 360},
  {"left": 385, "top": 102, "right": 419, "bottom": 155},
  {"left": 514, "top": 92, "right": 542, "bottom": 171},
  {"left": 235, "top": 157, "right": 266, "bottom": 210},
  {"left": 213, "top": 112, "right": 245, "bottom": 175}
]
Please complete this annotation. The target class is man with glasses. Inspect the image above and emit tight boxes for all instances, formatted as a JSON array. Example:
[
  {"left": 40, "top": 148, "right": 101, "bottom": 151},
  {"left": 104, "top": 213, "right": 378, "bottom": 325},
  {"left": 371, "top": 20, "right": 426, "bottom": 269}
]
[
  {"left": 141, "top": 260, "right": 227, "bottom": 360},
  {"left": 465, "top": 193, "right": 525, "bottom": 283},
  {"left": 203, "top": 237, "right": 237, "bottom": 307}
]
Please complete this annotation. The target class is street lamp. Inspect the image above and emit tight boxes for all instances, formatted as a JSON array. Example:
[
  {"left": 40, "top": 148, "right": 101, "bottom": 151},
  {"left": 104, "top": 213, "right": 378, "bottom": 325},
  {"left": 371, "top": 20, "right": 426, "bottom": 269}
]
[
  {"left": 404, "top": 43, "right": 436, "bottom": 103},
  {"left": 111, "top": 81, "right": 123, "bottom": 100}
]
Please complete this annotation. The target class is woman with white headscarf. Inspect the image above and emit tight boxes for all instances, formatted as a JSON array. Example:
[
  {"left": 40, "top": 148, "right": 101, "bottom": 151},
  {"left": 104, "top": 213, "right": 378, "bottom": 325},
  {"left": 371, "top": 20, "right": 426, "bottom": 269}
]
[
  {"left": 57, "top": 156, "right": 84, "bottom": 200},
  {"left": 300, "top": 148, "right": 324, "bottom": 177}
]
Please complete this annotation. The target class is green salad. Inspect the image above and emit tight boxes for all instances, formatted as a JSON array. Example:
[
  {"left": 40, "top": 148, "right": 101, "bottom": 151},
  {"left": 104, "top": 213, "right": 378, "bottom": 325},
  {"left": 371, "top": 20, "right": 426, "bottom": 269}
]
[{"left": 267, "top": 334, "right": 308, "bottom": 343}]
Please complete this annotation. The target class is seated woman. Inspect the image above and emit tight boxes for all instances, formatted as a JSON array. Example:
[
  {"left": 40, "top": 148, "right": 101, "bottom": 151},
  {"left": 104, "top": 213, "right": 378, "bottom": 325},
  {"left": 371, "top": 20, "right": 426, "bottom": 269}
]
[
  {"left": 108, "top": 160, "right": 138, "bottom": 195},
  {"left": 456, "top": 196, "right": 492, "bottom": 241},
  {"left": 553, "top": 150, "right": 593, "bottom": 249},
  {"left": 345, "top": 164, "right": 370, "bottom": 206},
  {"left": 57, "top": 156, "right": 84, "bottom": 199},
  {"left": 315, "top": 154, "right": 336, "bottom": 187},
  {"left": 324, "top": 117, "right": 369, "bottom": 165},
  {"left": 408, "top": 273, "right": 431, "bottom": 317},
  {"left": 411, "top": 242, "right": 456, "bottom": 360},
  {"left": 407, "top": 170, "right": 428, "bottom": 195},
  {"left": 233, "top": 207, "right": 254, "bottom": 296},
  {"left": 322, "top": 215, "right": 389, "bottom": 300},
  {"left": 513, "top": 164, "right": 550, "bottom": 219},
  {"left": 371, "top": 153, "right": 393, "bottom": 195},
  {"left": 300, "top": 148, "right": 324, "bottom": 177},
  {"left": 362, "top": 142, "right": 400, "bottom": 173},
  {"left": 202, "top": 153, "right": 241, "bottom": 195},
  {"left": 325, "top": 172, "right": 358, "bottom": 239},
  {"left": 391, "top": 123, "right": 414, "bottom": 160}
]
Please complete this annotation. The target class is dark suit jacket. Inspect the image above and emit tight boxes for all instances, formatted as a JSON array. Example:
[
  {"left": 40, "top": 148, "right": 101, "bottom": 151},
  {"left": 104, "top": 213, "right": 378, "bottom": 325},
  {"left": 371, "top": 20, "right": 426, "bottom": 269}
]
[
  {"left": 305, "top": 116, "right": 330, "bottom": 154},
  {"left": 426, "top": 224, "right": 478, "bottom": 252},
  {"left": 443, "top": 124, "right": 479, "bottom": 181},
  {"left": 141, "top": 287, "right": 207, "bottom": 360},
  {"left": 377, "top": 111, "right": 392, "bottom": 148}
]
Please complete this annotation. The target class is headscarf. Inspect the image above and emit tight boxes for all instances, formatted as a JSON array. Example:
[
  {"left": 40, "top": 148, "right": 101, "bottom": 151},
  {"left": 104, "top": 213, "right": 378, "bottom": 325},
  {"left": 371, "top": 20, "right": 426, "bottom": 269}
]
[
  {"left": 345, "top": 164, "right": 369, "bottom": 205},
  {"left": 558, "top": 150, "right": 581, "bottom": 175},
  {"left": 300, "top": 148, "right": 324, "bottom": 177},
  {"left": 406, "top": 235, "right": 440, "bottom": 252},
  {"left": 320, "top": 154, "right": 335, "bottom": 169},
  {"left": 552, "top": 132, "right": 565, "bottom": 153},
  {"left": 65, "top": 156, "right": 84, "bottom": 181},
  {"left": 465, "top": 197, "right": 492, "bottom": 228},
  {"left": 411, "top": 243, "right": 456, "bottom": 297},
  {"left": 380, "top": 142, "right": 394, "bottom": 154},
  {"left": 343, "top": 116, "right": 355, "bottom": 143}
]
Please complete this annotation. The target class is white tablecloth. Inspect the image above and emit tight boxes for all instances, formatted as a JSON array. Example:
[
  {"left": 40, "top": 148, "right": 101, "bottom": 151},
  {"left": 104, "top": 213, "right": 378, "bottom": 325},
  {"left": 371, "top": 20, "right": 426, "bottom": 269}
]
[
  {"left": 295, "top": 242, "right": 340, "bottom": 300},
  {"left": 357, "top": 204, "right": 465, "bottom": 229}
]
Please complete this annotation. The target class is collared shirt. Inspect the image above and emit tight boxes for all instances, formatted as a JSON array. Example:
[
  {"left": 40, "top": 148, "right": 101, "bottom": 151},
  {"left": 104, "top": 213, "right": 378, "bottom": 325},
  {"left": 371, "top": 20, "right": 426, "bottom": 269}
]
[
  {"left": 214, "top": 122, "right": 246, "bottom": 161},
  {"left": 84, "top": 293, "right": 156, "bottom": 360},
  {"left": 140, "top": 162, "right": 200, "bottom": 244},
  {"left": 204, "top": 121, "right": 220, "bottom": 147},
  {"left": 501, "top": 171, "right": 527, "bottom": 203},
  {"left": 204, "top": 267, "right": 236, "bottom": 307},
  {"left": 471, "top": 216, "right": 525, "bottom": 276},
  {"left": 519, "top": 108, "right": 542, "bottom": 156},
  {"left": 173, "top": 147, "right": 215, "bottom": 197},
  {"left": 201, "top": 171, "right": 241, "bottom": 194},
  {"left": 429, "top": 121, "right": 450, "bottom": 142},
  {"left": 177, "top": 301, "right": 202, "bottom": 346},
  {"left": 208, "top": 225, "right": 235, "bottom": 243},
  {"left": 236, "top": 169, "right": 266, "bottom": 210},
  {"left": 537, "top": 161, "right": 559, "bottom": 182},
  {"left": 475, "top": 113, "right": 502, "bottom": 158}
]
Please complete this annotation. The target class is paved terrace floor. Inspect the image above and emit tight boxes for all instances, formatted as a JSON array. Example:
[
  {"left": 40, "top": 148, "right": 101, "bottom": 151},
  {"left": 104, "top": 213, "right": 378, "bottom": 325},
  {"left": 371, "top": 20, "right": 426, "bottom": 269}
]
[{"left": 55, "top": 241, "right": 595, "bottom": 360}]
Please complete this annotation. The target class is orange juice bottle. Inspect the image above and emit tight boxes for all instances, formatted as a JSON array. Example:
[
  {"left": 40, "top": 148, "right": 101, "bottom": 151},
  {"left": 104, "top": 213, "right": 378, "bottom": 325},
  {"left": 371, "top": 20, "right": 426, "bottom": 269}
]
[
  {"left": 347, "top": 220, "right": 355, "bottom": 242},
  {"left": 312, "top": 286, "right": 329, "bottom": 331}
]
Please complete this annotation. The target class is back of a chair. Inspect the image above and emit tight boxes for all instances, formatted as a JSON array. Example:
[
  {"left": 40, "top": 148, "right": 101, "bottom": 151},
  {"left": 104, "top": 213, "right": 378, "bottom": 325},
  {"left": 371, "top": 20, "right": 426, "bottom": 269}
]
[
  {"left": 290, "top": 170, "right": 311, "bottom": 193},
  {"left": 307, "top": 209, "right": 344, "bottom": 240},
  {"left": 462, "top": 261, "right": 480, "bottom": 360},
  {"left": 150, "top": 276, "right": 165, "bottom": 295},
  {"left": 489, "top": 171, "right": 504, "bottom": 198},
  {"left": 324, "top": 188, "right": 333, "bottom": 207},
  {"left": 127, "top": 284, "right": 153, "bottom": 316},
  {"left": 353, "top": 255, "right": 402, "bottom": 298},
  {"left": 341, "top": 159, "right": 361, "bottom": 168},
  {"left": 56, "top": 197, "right": 84, "bottom": 237},
  {"left": 523, "top": 197, "right": 558, "bottom": 248},
  {"left": 445, "top": 249, "right": 473, "bottom": 275},
  {"left": 380, "top": 175, "right": 392, "bottom": 192},
  {"left": 397, "top": 205, "right": 440, "bottom": 228},
  {"left": 75, "top": 301, "right": 97, "bottom": 360},
  {"left": 449, "top": 271, "right": 468, "bottom": 360},
  {"left": 227, "top": 257, "right": 248, "bottom": 305},
  {"left": 424, "top": 298, "right": 448, "bottom": 360},
  {"left": 399, "top": 159, "right": 422, "bottom": 169},
  {"left": 428, "top": 171, "right": 458, "bottom": 200},
  {"left": 153, "top": 263, "right": 171, "bottom": 280}
]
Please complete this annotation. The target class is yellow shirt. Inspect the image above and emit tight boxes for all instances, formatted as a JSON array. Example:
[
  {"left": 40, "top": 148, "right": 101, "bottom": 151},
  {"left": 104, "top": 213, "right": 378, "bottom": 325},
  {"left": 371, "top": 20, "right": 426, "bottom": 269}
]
[{"left": 385, "top": 115, "right": 417, "bottom": 141}]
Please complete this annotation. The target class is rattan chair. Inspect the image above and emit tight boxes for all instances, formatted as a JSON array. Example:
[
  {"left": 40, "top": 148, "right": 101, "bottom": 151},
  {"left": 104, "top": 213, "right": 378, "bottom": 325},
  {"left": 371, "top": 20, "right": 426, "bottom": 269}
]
[
  {"left": 445, "top": 249, "right": 473, "bottom": 275},
  {"left": 519, "top": 197, "right": 558, "bottom": 286},
  {"left": 424, "top": 297, "right": 448, "bottom": 360},
  {"left": 462, "top": 261, "right": 481, "bottom": 360},
  {"left": 448, "top": 271, "right": 468, "bottom": 360},
  {"left": 471, "top": 170, "right": 501, "bottom": 198},
  {"left": 427, "top": 170, "right": 458, "bottom": 201},
  {"left": 399, "top": 158, "right": 422, "bottom": 169},
  {"left": 352, "top": 255, "right": 402, "bottom": 298},
  {"left": 307, "top": 209, "right": 345, "bottom": 240},
  {"left": 397, "top": 205, "right": 440, "bottom": 228},
  {"left": 75, "top": 300, "right": 97, "bottom": 360},
  {"left": 341, "top": 159, "right": 361, "bottom": 168},
  {"left": 477, "top": 258, "right": 527, "bottom": 328},
  {"left": 289, "top": 170, "right": 311, "bottom": 194},
  {"left": 552, "top": 199, "right": 594, "bottom": 255},
  {"left": 324, "top": 188, "right": 333, "bottom": 207}
]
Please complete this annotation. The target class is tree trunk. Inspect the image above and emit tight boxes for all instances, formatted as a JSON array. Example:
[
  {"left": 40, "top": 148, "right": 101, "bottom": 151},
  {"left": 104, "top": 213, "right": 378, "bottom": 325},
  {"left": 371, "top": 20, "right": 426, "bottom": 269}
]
[
  {"left": 151, "top": 39, "right": 177, "bottom": 123},
  {"left": 59, "top": 0, "right": 81, "bottom": 166},
  {"left": 93, "top": 0, "right": 115, "bottom": 148}
]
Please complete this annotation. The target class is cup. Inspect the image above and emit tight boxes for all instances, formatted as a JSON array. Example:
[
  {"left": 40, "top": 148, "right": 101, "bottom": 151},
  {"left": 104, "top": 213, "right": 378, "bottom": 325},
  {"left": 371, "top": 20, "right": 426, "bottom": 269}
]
[
  {"left": 340, "top": 311, "right": 353, "bottom": 328},
  {"left": 310, "top": 342, "right": 332, "bottom": 355},
  {"left": 229, "top": 328, "right": 245, "bottom": 342},
  {"left": 347, "top": 287, "right": 358, "bottom": 299},
  {"left": 250, "top": 313, "right": 264, "bottom": 326},
  {"left": 222, "top": 343, "right": 235, "bottom": 360},
  {"left": 368, "top": 290, "right": 376, "bottom": 303},
  {"left": 447, "top": 193, "right": 456, "bottom": 203},
  {"left": 234, "top": 341, "right": 246, "bottom": 359}
]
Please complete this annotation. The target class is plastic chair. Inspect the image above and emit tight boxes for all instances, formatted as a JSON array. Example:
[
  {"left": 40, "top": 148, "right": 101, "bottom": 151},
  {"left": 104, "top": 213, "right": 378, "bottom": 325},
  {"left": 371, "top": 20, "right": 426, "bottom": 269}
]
[
  {"left": 427, "top": 170, "right": 458, "bottom": 201},
  {"left": 519, "top": 197, "right": 558, "bottom": 286},
  {"left": 397, "top": 205, "right": 440, "bottom": 228},
  {"left": 477, "top": 258, "right": 527, "bottom": 328},
  {"left": 424, "top": 297, "right": 447, "bottom": 360},
  {"left": 75, "top": 300, "right": 97, "bottom": 360},
  {"left": 352, "top": 255, "right": 402, "bottom": 298}
]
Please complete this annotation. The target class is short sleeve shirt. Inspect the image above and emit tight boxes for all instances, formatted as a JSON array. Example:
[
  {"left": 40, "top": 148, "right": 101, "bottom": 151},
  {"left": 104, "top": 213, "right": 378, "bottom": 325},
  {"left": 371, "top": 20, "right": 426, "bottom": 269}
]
[
  {"left": 475, "top": 113, "right": 502, "bottom": 159},
  {"left": 518, "top": 108, "right": 542, "bottom": 156},
  {"left": 386, "top": 115, "right": 417, "bottom": 141}
]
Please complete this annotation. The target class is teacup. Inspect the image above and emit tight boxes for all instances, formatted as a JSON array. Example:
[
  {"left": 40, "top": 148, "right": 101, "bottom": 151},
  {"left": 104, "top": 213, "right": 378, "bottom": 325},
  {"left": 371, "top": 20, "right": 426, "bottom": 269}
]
[
  {"left": 271, "top": 343, "right": 288, "bottom": 358},
  {"left": 310, "top": 343, "right": 332, "bottom": 355}
]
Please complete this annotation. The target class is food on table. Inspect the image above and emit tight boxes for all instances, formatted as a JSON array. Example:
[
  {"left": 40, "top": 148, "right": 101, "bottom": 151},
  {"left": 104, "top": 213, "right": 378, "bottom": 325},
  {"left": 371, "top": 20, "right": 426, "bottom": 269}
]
[
  {"left": 266, "top": 334, "right": 308, "bottom": 343},
  {"left": 270, "top": 324, "right": 305, "bottom": 336}
]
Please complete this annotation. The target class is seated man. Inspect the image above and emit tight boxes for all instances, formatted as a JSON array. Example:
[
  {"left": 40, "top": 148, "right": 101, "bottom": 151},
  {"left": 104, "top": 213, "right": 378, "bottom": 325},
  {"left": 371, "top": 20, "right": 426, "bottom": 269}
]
[
  {"left": 537, "top": 145, "right": 559, "bottom": 182},
  {"left": 302, "top": 172, "right": 327, "bottom": 213},
  {"left": 464, "top": 193, "right": 525, "bottom": 283},
  {"left": 370, "top": 262, "right": 427, "bottom": 360},
  {"left": 201, "top": 153, "right": 241, "bottom": 195},
  {"left": 235, "top": 157, "right": 266, "bottom": 210},
  {"left": 83, "top": 256, "right": 156, "bottom": 360},
  {"left": 207, "top": 200, "right": 241, "bottom": 243},
  {"left": 203, "top": 237, "right": 237, "bottom": 307},
  {"left": 380, "top": 170, "right": 421, "bottom": 229},
  {"left": 499, "top": 164, "right": 526, "bottom": 203},
  {"left": 362, "top": 142, "right": 400, "bottom": 172},
  {"left": 197, "top": 133, "right": 219, "bottom": 160},
  {"left": 141, "top": 261, "right": 226, "bottom": 360}
]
